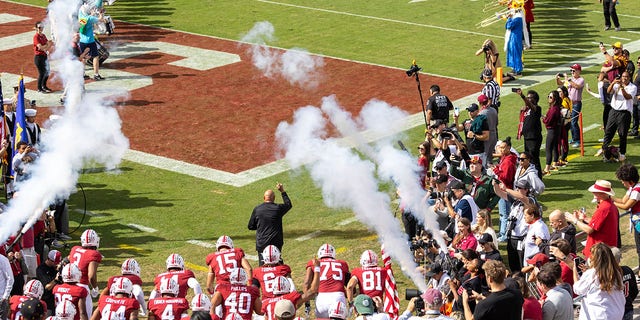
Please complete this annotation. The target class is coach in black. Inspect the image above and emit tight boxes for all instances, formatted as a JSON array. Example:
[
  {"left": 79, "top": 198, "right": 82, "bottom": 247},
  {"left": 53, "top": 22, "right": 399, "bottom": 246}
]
[{"left": 248, "top": 182, "right": 292, "bottom": 265}]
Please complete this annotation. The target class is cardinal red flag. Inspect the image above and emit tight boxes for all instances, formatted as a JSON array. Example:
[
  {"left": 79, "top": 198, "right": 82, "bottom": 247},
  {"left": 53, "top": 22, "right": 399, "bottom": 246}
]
[{"left": 381, "top": 246, "right": 399, "bottom": 320}]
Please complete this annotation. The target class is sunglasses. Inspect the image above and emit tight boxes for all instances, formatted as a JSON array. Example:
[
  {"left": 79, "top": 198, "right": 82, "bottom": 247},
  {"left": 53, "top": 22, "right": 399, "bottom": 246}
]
[
  {"left": 571, "top": 70, "right": 576, "bottom": 73},
  {"left": 517, "top": 158, "right": 528, "bottom": 161},
  {"left": 548, "top": 95, "right": 554, "bottom": 99},
  {"left": 418, "top": 147, "right": 425, "bottom": 150}
]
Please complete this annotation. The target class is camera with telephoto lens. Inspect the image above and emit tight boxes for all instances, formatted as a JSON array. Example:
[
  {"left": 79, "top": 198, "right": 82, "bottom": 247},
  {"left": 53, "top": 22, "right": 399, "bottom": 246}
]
[
  {"left": 405, "top": 289, "right": 425, "bottom": 316},
  {"left": 406, "top": 64, "right": 422, "bottom": 77},
  {"left": 482, "top": 45, "right": 491, "bottom": 53}
]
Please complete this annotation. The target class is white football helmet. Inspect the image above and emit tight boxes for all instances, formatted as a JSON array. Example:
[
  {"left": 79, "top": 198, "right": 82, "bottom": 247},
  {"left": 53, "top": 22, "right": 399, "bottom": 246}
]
[
  {"left": 56, "top": 300, "right": 77, "bottom": 320},
  {"left": 216, "top": 235, "right": 234, "bottom": 250},
  {"left": 23, "top": 279, "right": 44, "bottom": 299},
  {"left": 359, "top": 250, "right": 378, "bottom": 267},
  {"left": 111, "top": 277, "right": 133, "bottom": 296},
  {"left": 81, "top": 229, "right": 100, "bottom": 248},
  {"left": 262, "top": 245, "right": 281, "bottom": 265},
  {"left": 121, "top": 258, "right": 140, "bottom": 276},
  {"left": 328, "top": 301, "right": 348, "bottom": 320},
  {"left": 272, "top": 276, "right": 292, "bottom": 295},
  {"left": 159, "top": 277, "right": 180, "bottom": 296},
  {"left": 224, "top": 313, "right": 243, "bottom": 320},
  {"left": 229, "top": 268, "right": 247, "bottom": 285},
  {"left": 191, "top": 293, "right": 212, "bottom": 312},
  {"left": 317, "top": 243, "right": 336, "bottom": 259},
  {"left": 166, "top": 253, "right": 185, "bottom": 270},
  {"left": 61, "top": 264, "right": 82, "bottom": 283}
]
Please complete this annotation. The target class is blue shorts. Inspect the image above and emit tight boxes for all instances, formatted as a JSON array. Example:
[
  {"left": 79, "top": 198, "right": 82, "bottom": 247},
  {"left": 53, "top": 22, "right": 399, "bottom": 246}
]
[{"left": 79, "top": 42, "right": 99, "bottom": 58}]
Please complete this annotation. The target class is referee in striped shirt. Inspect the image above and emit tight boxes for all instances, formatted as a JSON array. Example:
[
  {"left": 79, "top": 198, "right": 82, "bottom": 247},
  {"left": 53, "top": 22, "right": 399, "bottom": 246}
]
[{"left": 482, "top": 69, "right": 501, "bottom": 112}]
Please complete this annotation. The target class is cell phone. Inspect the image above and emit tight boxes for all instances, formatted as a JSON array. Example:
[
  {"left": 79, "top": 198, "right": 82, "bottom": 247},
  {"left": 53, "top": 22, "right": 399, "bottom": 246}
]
[
  {"left": 511, "top": 88, "right": 520, "bottom": 92},
  {"left": 574, "top": 257, "right": 585, "bottom": 275}
]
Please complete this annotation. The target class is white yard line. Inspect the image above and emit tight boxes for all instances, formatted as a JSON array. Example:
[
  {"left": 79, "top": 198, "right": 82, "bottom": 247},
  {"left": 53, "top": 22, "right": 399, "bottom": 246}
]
[
  {"left": 295, "top": 230, "right": 323, "bottom": 241},
  {"left": 186, "top": 240, "right": 216, "bottom": 248},
  {"left": 127, "top": 223, "right": 158, "bottom": 233},
  {"left": 73, "top": 208, "right": 104, "bottom": 217}
]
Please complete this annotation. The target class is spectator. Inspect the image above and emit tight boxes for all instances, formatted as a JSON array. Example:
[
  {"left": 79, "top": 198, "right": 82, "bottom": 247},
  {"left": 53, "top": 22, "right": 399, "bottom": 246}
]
[
  {"left": 602, "top": 71, "right": 637, "bottom": 162},
  {"left": 536, "top": 265, "right": 573, "bottom": 320},
  {"left": 601, "top": 0, "right": 620, "bottom": 31},
  {"left": 610, "top": 247, "right": 638, "bottom": 320},
  {"left": 33, "top": 22, "right": 53, "bottom": 93},
  {"left": 540, "top": 261, "right": 573, "bottom": 297},
  {"left": 453, "top": 103, "right": 489, "bottom": 164},
  {"left": 35, "top": 250, "right": 62, "bottom": 315},
  {"left": 522, "top": 203, "right": 549, "bottom": 266},
  {"left": 472, "top": 210, "right": 498, "bottom": 250},
  {"left": 477, "top": 94, "right": 498, "bottom": 164},
  {"left": 462, "top": 260, "right": 523, "bottom": 320},
  {"left": 78, "top": 4, "right": 106, "bottom": 80},
  {"left": 424, "top": 174, "right": 451, "bottom": 234},
  {"left": 248, "top": 183, "right": 292, "bottom": 266},
  {"left": 444, "top": 181, "right": 479, "bottom": 224},
  {"left": 557, "top": 64, "right": 585, "bottom": 147},
  {"left": 400, "top": 288, "right": 452, "bottom": 320},
  {"left": 450, "top": 258, "right": 484, "bottom": 313},
  {"left": 514, "top": 151, "right": 544, "bottom": 197},
  {"left": 477, "top": 233, "right": 502, "bottom": 262},
  {"left": 511, "top": 272, "right": 542, "bottom": 320},
  {"left": 546, "top": 239, "right": 574, "bottom": 288},
  {"left": 538, "top": 210, "right": 576, "bottom": 255},
  {"left": 573, "top": 243, "right": 625, "bottom": 319},
  {"left": 20, "top": 297, "right": 45, "bottom": 320},
  {"left": 631, "top": 56, "right": 640, "bottom": 139},
  {"left": 425, "top": 263, "right": 451, "bottom": 293},
  {"left": 489, "top": 137, "right": 517, "bottom": 238},
  {"left": 417, "top": 141, "right": 431, "bottom": 190},
  {"left": 555, "top": 86, "right": 571, "bottom": 166},
  {"left": 274, "top": 300, "right": 295, "bottom": 320},
  {"left": 515, "top": 89, "right": 543, "bottom": 177},
  {"left": 449, "top": 156, "right": 500, "bottom": 212},
  {"left": 565, "top": 180, "right": 619, "bottom": 258},
  {"left": 600, "top": 42, "right": 628, "bottom": 85},
  {"left": 523, "top": 0, "right": 534, "bottom": 45},
  {"left": 425, "top": 84, "right": 453, "bottom": 125},
  {"left": 353, "top": 294, "right": 390, "bottom": 320},
  {"left": 542, "top": 91, "right": 562, "bottom": 176},
  {"left": 613, "top": 163, "right": 640, "bottom": 268}
]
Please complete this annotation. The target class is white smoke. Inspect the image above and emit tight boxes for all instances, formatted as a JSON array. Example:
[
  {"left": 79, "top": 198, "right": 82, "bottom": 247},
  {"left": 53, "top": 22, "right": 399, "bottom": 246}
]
[
  {"left": 276, "top": 98, "right": 429, "bottom": 291},
  {"left": 0, "top": 0, "right": 129, "bottom": 244},
  {"left": 240, "top": 21, "right": 324, "bottom": 90}
]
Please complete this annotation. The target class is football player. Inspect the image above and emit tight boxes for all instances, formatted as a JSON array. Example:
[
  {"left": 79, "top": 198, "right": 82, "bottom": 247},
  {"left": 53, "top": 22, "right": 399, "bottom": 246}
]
[
  {"left": 68, "top": 229, "right": 102, "bottom": 315},
  {"left": 181, "top": 294, "right": 211, "bottom": 320},
  {"left": 52, "top": 264, "right": 89, "bottom": 320},
  {"left": 148, "top": 278, "right": 189, "bottom": 320},
  {"left": 206, "top": 236, "right": 253, "bottom": 293},
  {"left": 9, "top": 280, "right": 48, "bottom": 320},
  {"left": 91, "top": 277, "right": 140, "bottom": 320},
  {"left": 261, "top": 259, "right": 320, "bottom": 320},
  {"left": 101, "top": 259, "right": 146, "bottom": 316},
  {"left": 304, "top": 244, "right": 349, "bottom": 319},
  {"left": 56, "top": 300, "right": 77, "bottom": 320},
  {"left": 151, "top": 254, "right": 202, "bottom": 299},
  {"left": 252, "top": 245, "right": 293, "bottom": 300},
  {"left": 345, "top": 250, "right": 387, "bottom": 303},
  {"left": 210, "top": 268, "right": 261, "bottom": 320}
]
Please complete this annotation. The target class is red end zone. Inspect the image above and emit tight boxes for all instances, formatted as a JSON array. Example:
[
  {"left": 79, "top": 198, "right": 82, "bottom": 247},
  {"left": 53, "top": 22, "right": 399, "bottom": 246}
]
[{"left": 0, "top": 1, "right": 482, "bottom": 173}]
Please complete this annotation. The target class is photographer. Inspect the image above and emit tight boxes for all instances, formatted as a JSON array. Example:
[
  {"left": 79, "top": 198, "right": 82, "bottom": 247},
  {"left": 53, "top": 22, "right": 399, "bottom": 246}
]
[
  {"left": 36, "top": 250, "right": 63, "bottom": 314},
  {"left": 399, "top": 289, "right": 452, "bottom": 320},
  {"left": 425, "top": 85, "right": 454, "bottom": 126},
  {"left": 453, "top": 104, "right": 489, "bottom": 165},
  {"left": 444, "top": 181, "right": 479, "bottom": 224},
  {"left": 425, "top": 174, "right": 454, "bottom": 233}
]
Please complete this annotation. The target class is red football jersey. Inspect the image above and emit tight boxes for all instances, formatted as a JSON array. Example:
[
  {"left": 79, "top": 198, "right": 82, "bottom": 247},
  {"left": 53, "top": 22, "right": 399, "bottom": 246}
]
[
  {"left": 350, "top": 266, "right": 387, "bottom": 299},
  {"left": 9, "top": 296, "right": 48, "bottom": 320},
  {"left": 261, "top": 292, "right": 301, "bottom": 320},
  {"left": 68, "top": 246, "right": 103, "bottom": 285},
  {"left": 53, "top": 283, "right": 89, "bottom": 320},
  {"left": 154, "top": 270, "right": 196, "bottom": 298},
  {"left": 148, "top": 297, "right": 189, "bottom": 320},
  {"left": 306, "top": 258, "right": 349, "bottom": 293},
  {"left": 252, "top": 265, "right": 292, "bottom": 299},
  {"left": 205, "top": 248, "right": 246, "bottom": 285},
  {"left": 217, "top": 284, "right": 260, "bottom": 320},
  {"left": 97, "top": 295, "right": 140, "bottom": 320}
]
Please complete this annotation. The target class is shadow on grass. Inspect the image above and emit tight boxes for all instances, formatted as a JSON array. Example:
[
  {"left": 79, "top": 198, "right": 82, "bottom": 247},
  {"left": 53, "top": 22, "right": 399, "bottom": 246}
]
[
  {"left": 68, "top": 181, "right": 174, "bottom": 212},
  {"left": 108, "top": 0, "right": 175, "bottom": 28}
]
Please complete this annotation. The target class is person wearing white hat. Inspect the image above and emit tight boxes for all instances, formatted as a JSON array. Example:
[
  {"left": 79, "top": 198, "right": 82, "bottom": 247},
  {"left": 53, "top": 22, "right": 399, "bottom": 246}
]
[
  {"left": 564, "top": 180, "right": 619, "bottom": 258},
  {"left": 25, "top": 108, "right": 41, "bottom": 145}
]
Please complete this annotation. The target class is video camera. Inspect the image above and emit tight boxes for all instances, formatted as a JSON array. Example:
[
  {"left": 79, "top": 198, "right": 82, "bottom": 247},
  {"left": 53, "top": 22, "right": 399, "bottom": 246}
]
[
  {"left": 405, "top": 289, "right": 425, "bottom": 316},
  {"left": 406, "top": 64, "right": 422, "bottom": 77}
]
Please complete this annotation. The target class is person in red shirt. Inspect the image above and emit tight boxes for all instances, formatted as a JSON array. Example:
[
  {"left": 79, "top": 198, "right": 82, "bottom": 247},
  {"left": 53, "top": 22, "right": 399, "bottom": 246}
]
[
  {"left": 152, "top": 254, "right": 202, "bottom": 299},
  {"left": 211, "top": 268, "right": 261, "bottom": 320},
  {"left": 33, "top": 21, "right": 53, "bottom": 93},
  {"left": 206, "top": 236, "right": 252, "bottom": 293},
  {"left": 565, "top": 180, "right": 620, "bottom": 258},
  {"left": 345, "top": 250, "right": 388, "bottom": 304},
  {"left": 304, "top": 244, "right": 349, "bottom": 319},
  {"left": 52, "top": 264, "right": 89, "bottom": 320},
  {"left": 91, "top": 277, "right": 140, "bottom": 320},
  {"left": 148, "top": 278, "right": 189, "bottom": 320},
  {"left": 102, "top": 259, "right": 146, "bottom": 316},
  {"left": 9, "top": 280, "right": 48, "bottom": 320},
  {"left": 68, "top": 228, "right": 102, "bottom": 316},
  {"left": 261, "top": 260, "right": 319, "bottom": 320},
  {"left": 251, "top": 245, "right": 293, "bottom": 300}
]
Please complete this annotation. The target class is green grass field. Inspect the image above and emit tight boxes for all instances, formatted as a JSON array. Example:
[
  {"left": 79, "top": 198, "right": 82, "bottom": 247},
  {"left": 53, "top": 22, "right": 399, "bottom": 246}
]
[{"left": 8, "top": 0, "right": 640, "bottom": 308}]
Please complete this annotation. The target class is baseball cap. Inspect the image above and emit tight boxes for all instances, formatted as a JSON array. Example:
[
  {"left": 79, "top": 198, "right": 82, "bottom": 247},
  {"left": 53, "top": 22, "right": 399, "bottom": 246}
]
[
  {"left": 421, "top": 288, "right": 443, "bottom": 306},
  {"left": 21, "top": 298, "right": 45, "bottom": 320},
  {"left": 514, "top": 180, "right": 530, "bottom": 190},
  {"left": 612, "top": 41, "right": 622, "bottom": 49},
  {"left": 469, "top": 155, "right": 483, "bottom": 165},
  {"left": 526, "top": 252, "right": 550, "bottom": 267},
  {"left": 425, "top": 263, "right": 443, "bottom": 277},
  {"left": 430, "top": 119, "right": 446, "bottom": 129},
  {"left": 274, "top": 300, "right": 296, "bottom": 319},
  {"left": 434, "top": 161, "right": 447, "bottom": 171},
  {"left": 570, "top": 63, "right": 582, "bottom": 71},
  {"left": 353, "top": 294, "right": 375, "bottom": 315},
  {"left": 449, "top": 180, "right": 465, "bottom": 190},
  {"left": 466, "top": 103, "right": 479, "bottom": 112},
  {"left": 478, "top": 233, "right": 493, "bottom": 245},
  {"left": 48, "top": 250, "right": 62, "bottom": 264},
  {"left": 477, "top": 94, "right": 489, "bottom": 104}
]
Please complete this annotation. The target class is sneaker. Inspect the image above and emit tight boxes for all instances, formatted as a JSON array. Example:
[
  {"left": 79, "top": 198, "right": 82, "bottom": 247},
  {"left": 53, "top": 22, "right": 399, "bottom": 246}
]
[
  {"left": 497, "top": 235, "right": 507, "bottom": 242},
  {"left": 615, "top": 27, "right": 621, "bottom": 31},
  {"left": 619, "top": 154, "right": 626, "bottom": 162},
  {"left": 595, "top": 149, "right": 604, "bottom": 157},
  {"left": 571, "top": 142, "right": 580, "bottom": 148},
  {"left": 51, "top": 239, "right": 64, "bottom": 248},
  {"left": 93, "top": 74, "right": 104, "bottom": 80},
  {"left": 57, "top": 233, "right": 72, "bottom": 240},
  {"left": 598, "top": 138, "right": 604, "bottom": 142},
  {"left": 604, "top": 26, "right": 611, "bottom": 30}
]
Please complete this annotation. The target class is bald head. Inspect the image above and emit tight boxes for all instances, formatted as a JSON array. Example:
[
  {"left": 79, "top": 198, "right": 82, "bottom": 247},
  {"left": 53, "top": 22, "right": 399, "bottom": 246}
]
[
  {"left": 549, "top": 209, "right": 567, "bottom": 230},
  {"left": 549, "top": 210, "right": 564, "bottom": 221},
  {"left": 264, "top": 190, "right": 275, "bottom": 202}
]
